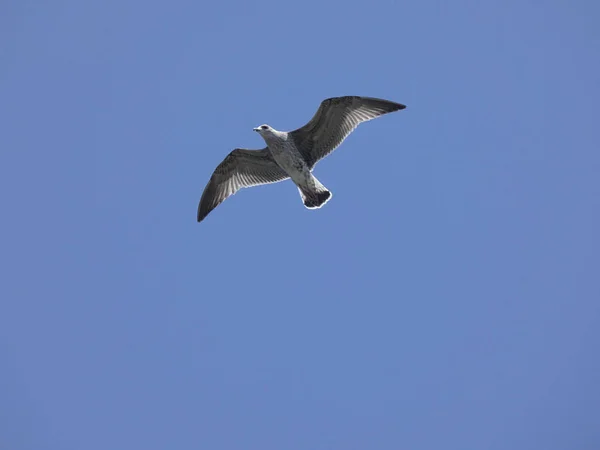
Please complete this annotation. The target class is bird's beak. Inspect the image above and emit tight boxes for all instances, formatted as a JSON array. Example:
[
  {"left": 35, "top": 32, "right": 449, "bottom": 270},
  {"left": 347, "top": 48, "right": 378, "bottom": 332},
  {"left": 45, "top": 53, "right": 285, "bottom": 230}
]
[{"left": 253, "top": 127, "right": 259, "bottom": 132}]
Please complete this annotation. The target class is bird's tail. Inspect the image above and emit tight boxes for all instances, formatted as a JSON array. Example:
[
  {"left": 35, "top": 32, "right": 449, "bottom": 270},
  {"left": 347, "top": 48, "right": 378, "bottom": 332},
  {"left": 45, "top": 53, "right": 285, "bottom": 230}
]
[{"left": 297, "top": 175, "right": 332, "bottom": 209}]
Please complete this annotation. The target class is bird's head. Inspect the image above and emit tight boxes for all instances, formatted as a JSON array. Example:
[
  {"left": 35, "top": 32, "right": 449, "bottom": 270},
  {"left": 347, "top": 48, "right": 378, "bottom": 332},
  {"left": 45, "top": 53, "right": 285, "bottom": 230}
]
[{"left": 253, "top": 124, "right": 273, "bottom": 136}]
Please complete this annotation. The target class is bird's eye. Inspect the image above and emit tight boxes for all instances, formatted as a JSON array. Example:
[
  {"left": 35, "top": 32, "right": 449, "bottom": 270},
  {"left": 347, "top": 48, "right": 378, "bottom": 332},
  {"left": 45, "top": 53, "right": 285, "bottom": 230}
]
[{"left": 261, "top": 125, "right": 268, "bottom": 130}]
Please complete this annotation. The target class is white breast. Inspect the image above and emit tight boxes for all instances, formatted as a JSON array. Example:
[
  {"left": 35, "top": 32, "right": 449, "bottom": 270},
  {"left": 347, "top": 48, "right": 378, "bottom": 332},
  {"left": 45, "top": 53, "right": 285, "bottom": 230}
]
[{"left": 268, "top": 140, "right": 310, "bottom": 185}]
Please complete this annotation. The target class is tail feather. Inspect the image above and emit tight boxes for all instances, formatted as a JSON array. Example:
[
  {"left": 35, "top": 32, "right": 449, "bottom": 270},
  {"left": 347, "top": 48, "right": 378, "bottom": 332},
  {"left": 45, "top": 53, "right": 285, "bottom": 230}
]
[{"left": 298, "top": 176, "right": 332, "bottom": 209}]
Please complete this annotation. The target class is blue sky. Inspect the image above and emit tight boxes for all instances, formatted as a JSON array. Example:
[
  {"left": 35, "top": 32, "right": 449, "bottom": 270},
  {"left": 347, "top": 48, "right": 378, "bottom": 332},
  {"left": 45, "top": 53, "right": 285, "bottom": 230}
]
[{"left": 2, "top": 1, "right": 599, "bottom": 449}]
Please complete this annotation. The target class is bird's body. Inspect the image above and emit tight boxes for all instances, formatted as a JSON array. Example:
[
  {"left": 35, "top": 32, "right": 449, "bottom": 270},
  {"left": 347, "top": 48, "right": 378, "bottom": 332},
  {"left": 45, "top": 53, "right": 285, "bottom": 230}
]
[
  {"left": 260, "top": 130, "right": 304, "bottom": 184},
  {"left": 197, "top": 96, "right": 406, "bottom": 222},
  {"left": 261, "top": 130, "right": 329, "bottom": 209}
]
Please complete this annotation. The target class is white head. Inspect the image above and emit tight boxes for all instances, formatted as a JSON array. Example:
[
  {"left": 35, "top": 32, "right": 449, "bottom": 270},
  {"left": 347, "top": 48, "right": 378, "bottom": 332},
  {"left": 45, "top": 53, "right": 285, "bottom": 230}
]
[{"left": 253, "top": 124, "right": 274, "bottom": 136}]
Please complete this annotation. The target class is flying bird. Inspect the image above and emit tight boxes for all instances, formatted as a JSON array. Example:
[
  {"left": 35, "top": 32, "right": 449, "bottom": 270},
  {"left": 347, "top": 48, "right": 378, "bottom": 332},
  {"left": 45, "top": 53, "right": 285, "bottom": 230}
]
[{"left": 197, "top": 96, "right": 406, "bottom": 222}]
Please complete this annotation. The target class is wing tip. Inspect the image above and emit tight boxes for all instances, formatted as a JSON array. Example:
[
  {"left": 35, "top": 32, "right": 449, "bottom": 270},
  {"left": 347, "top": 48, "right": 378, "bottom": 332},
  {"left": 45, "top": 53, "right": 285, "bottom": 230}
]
[
  {"left": 367, "top": 97, "right": 406, "bottom": 112},
  {"left": 197, "top": 207, "right": 207, "bottom": 223},
  {"left": 345, "top": 95, "right": 407, "bottom": 112}
]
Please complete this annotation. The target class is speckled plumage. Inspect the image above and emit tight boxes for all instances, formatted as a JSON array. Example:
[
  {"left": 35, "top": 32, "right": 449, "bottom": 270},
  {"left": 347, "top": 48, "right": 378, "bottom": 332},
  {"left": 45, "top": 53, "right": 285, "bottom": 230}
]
[{"left": 197, "top": 96, "right": 406, "bottom": 223}]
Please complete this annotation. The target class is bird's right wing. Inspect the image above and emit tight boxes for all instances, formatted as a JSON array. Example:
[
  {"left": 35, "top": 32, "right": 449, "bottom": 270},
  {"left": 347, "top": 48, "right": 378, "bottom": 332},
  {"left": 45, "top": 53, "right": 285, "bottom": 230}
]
[{"left": 197, "top": 148, "right": 289, "bottom": 222}]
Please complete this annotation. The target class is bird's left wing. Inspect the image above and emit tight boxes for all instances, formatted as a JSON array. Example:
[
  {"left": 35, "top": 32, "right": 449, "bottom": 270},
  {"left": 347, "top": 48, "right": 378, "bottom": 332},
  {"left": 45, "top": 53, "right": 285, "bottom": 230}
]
[
  {"left": 290, "top": 96, "right": 406, "bottom": 169},
  {"left": 197, "top": 148, "right": 289, "bottom": 222}
]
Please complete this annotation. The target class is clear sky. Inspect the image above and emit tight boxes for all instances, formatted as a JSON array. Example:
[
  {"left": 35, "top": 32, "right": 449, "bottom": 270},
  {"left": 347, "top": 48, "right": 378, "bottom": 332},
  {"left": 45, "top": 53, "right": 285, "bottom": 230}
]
[{"left": 2, "top": 1, "right": 599, "bottom": 449}]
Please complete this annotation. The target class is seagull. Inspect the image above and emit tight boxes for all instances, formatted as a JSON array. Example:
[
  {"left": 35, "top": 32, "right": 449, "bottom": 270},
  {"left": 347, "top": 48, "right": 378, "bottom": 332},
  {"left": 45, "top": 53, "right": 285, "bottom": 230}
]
[{"left": 197, "top": 96, "right": 406, "bottom": 222}]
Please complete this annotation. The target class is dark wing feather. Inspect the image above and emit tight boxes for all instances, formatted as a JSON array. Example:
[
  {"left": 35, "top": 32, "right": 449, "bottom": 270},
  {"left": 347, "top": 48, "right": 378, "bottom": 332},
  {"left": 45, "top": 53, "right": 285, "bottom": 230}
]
[
  {"left": 290, "top": 96, "right": 406, "bottom": 169},
  {"left": 197, "top": 148, "right": 288, "bottom": 222}
]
